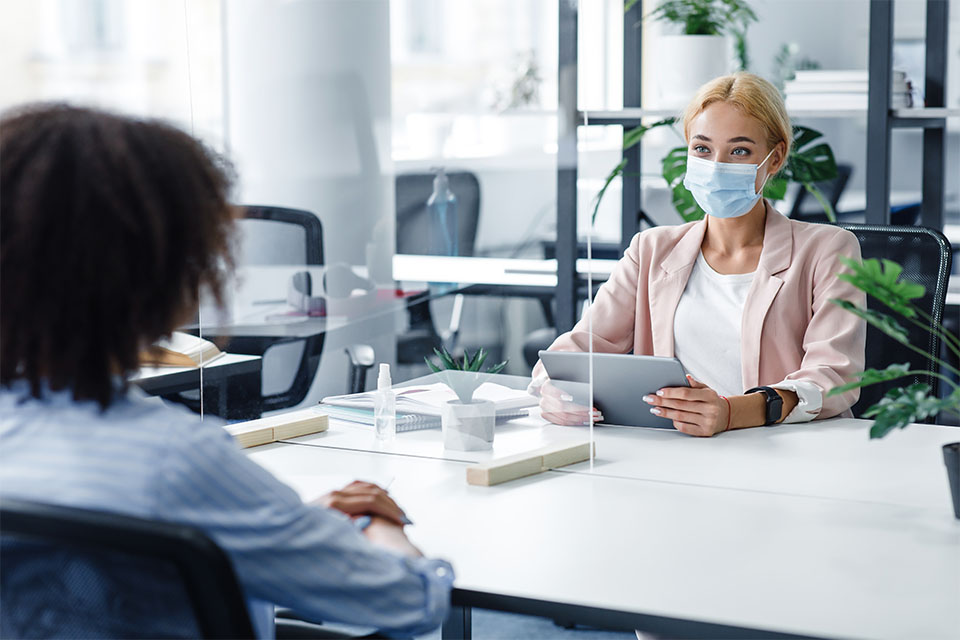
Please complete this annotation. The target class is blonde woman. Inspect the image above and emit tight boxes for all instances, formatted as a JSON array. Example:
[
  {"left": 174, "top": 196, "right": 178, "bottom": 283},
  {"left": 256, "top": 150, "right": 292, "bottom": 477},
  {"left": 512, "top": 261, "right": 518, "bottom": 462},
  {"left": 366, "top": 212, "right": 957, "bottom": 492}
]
[{"left": 532, "top": 72, "right": 866, "bottom": 436}]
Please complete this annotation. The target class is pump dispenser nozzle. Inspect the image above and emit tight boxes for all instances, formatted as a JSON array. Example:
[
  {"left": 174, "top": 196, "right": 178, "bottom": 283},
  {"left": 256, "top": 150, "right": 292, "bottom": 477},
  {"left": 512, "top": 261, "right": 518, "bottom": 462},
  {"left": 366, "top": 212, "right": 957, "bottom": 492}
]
[{"left": 378, "top": 363, "right": 392, "bottom": 390}]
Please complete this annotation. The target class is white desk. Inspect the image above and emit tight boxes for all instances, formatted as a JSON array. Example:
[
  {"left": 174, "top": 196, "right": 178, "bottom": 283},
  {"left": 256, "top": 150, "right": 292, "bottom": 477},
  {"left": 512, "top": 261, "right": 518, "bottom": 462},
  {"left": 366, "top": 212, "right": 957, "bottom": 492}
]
[
  {"left": 284, "top": 412, "right": 960, "bottom": 512},
  {"left": 248, "top": 437, "right": 960, "bottom": 640}
]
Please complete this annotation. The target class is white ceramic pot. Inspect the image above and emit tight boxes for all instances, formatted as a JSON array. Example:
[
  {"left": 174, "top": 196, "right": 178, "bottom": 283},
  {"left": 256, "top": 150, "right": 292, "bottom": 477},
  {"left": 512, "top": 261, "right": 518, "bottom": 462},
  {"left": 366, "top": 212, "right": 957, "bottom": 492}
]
[
  {"left": 655, "top": 35, "right": 729, "bottom": 109},
  {"left": 442, "top": 399, "right": 495, "bottom": 451}
]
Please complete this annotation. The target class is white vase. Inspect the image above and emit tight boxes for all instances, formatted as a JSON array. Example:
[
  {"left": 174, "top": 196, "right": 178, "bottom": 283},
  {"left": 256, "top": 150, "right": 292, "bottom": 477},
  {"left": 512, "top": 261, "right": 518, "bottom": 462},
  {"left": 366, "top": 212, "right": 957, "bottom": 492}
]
[
  {"left": 654, "top": 35, "right": 730, "bottom": 109},
  {"left": 442, "top": 399, "right": 495, "bottom": 451}
]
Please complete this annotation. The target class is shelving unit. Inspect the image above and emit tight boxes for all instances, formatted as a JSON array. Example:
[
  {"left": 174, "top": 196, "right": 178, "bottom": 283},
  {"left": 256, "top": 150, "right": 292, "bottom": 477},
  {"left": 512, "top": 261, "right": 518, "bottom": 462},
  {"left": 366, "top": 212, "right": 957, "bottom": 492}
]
[{"left": 553, "top": 0, "right": 952, "bottom": 332}]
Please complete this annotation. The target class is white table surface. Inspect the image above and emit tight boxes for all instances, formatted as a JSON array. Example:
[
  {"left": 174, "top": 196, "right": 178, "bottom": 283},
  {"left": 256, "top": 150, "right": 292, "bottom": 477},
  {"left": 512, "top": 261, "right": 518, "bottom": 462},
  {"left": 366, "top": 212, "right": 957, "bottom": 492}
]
[
  {"left": 248, "top": 441, "right": 960, "bottom": 640},
  {"left": 286, "top": 411, "right": 960, "bottom": 512}
]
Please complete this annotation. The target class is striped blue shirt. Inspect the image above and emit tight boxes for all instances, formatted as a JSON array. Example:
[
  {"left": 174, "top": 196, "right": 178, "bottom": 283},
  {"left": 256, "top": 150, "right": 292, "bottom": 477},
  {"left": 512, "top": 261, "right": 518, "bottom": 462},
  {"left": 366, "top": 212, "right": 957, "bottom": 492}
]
[{"left": 0, "top": 380, "right": 454, "bottom": 638}]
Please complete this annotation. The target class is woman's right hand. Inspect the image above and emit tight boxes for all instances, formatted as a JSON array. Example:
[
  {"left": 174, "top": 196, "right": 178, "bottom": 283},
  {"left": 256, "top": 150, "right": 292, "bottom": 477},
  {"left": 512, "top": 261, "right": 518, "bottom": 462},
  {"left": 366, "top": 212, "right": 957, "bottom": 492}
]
[{"left": 538, "top": 379, "right": 604, "bottom": 426}]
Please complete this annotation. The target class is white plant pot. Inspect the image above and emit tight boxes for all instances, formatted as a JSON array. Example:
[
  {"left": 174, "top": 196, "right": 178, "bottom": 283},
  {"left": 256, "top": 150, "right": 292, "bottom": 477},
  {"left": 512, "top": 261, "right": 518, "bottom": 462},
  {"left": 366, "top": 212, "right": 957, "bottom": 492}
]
[
  {"left": 442, "top": 399, "right": 495, "bottom": 451},
  {"left": 655, "top": 35, "right": 729, "bottom": 109}
]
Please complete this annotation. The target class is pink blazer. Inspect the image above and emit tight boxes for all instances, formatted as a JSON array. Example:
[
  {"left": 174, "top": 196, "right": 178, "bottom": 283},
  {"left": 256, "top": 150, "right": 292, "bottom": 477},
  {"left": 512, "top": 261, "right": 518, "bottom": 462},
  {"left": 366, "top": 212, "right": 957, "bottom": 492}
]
[{"left": 537, "top": 204, "right": 867, "bottom": 419}]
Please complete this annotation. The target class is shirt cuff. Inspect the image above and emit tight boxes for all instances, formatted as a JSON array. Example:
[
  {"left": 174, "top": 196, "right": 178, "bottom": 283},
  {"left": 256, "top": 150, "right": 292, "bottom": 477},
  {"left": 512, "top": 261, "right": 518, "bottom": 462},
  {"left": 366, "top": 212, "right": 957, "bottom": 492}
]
[
  {"left": 769, "top": 379, "right": 822, "bottom": 423},
  {"left": 527, "top": 372, "right": 549, "bottom": 398}
]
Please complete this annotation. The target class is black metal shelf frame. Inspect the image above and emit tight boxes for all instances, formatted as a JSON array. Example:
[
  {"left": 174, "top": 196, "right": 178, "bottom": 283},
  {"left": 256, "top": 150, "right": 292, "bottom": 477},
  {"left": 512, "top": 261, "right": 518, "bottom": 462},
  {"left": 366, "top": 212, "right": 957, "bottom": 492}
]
[{"left": 554, "top": 0, "right": 951, "bottom": 332}]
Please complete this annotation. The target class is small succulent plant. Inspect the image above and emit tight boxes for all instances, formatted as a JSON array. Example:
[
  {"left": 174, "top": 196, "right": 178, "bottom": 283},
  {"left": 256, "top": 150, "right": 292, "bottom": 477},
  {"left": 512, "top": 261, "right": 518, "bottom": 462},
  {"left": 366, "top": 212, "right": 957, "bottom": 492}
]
[{"left": 425, "top": 347, "right": 508, "bottom": 403}]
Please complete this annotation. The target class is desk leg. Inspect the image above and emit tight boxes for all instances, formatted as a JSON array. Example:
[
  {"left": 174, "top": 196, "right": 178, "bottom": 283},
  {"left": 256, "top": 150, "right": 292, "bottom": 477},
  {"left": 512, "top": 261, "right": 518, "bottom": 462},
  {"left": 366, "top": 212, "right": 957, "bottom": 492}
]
[{"left": 441, "top": 605, "right": 471, "bottom": 640}]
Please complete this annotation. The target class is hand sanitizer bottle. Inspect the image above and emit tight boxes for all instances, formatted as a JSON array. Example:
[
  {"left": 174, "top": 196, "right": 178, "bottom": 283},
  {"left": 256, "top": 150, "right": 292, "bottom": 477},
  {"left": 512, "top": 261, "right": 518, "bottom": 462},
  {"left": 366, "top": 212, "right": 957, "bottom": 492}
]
[
  {"left": 427, "top": 167, "right": 458, "bottom": 256},
  {"left": 374, "top": 363, "right": 396, "bottom": 441}
]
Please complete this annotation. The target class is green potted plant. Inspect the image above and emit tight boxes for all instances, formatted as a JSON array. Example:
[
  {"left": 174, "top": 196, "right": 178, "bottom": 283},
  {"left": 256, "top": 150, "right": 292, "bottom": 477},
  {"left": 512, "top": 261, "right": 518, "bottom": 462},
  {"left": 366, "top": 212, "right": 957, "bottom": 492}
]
[
  {"left": 425, "top": 347, "right": 508, "bottom": 451},
  {"left": 828, "top": 257, "right": 960, "bottom": 518},
  {"left": 629, "top": 0, "right": 757, "bottom": 107},
  {"left": 593, "top": 118, "right": 841, "bottom": 224}
]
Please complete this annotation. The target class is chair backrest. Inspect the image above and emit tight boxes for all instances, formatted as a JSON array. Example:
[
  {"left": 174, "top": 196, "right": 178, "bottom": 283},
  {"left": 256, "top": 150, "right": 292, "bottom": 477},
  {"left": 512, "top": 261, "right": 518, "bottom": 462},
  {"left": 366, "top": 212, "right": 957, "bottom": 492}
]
[
  {"left": 0, "top": 498, "right": 255, "bottom": 639},
  {"left": 234, "top": 206, "right": 326, "bottom": 411},
  {"left": 239, "top": 205, "right": 324, "bottom": 266},
  {"left": 838, "top": 224, "right": 953, "bottom": 419},
  {"left": 395, "top": 171, "right": 481, "bottom": 257}
]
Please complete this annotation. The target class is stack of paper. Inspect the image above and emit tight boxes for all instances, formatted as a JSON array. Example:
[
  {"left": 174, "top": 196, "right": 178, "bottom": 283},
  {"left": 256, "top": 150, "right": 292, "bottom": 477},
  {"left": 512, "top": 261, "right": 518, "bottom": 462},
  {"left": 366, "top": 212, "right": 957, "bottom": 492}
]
[{"left": 785, "top": 70, "right": 911, "bottom": 110}]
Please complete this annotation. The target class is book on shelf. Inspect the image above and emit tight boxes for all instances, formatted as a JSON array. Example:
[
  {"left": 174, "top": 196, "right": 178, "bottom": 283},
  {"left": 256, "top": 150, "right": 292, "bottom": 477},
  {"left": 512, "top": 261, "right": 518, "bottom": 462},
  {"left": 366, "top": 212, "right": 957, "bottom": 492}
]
[
  {"left": 785, "top": 68, "right": 913, "bottom": 110},
  {"left": 320, "top": 381, "right": 538, "bottom": 432},
  {"left": 141, "top": 331, "right": 224, "bottom": 367},
  {"left": 792, "top": 69, "right": 905, "bottom": 83},
  {"left": 784, "top": 79, "right": 908, "bottom": 94},
  {"left": 785, "top": 93, "right": 910, "bottom": 110},
  {"left": 224, "top": 409, "right": 329, "bottom": 448}
]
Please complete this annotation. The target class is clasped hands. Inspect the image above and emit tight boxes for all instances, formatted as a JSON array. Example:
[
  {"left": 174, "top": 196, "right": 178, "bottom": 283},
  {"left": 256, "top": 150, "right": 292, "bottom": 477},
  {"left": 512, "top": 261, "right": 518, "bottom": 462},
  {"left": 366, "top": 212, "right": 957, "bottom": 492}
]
[
  {"left": 313, "top": 480, "right": 410, "bottom": 527},
  {"left": 537, "top": 374, "right": 730, "bottom": 437}
]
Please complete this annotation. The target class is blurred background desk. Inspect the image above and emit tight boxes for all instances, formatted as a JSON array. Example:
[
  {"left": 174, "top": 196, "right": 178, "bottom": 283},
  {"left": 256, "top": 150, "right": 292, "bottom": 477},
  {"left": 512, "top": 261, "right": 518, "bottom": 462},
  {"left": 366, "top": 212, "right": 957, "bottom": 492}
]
[{"left": 132, "top": 353, "right": 262, "bottom": 420}]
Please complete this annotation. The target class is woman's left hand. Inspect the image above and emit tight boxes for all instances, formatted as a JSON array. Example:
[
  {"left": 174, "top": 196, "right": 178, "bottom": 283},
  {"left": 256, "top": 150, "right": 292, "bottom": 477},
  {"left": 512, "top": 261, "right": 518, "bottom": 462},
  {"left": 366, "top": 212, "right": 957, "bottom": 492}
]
[{"left": 643, "top": 375, "right": 729, "bottom": 437}]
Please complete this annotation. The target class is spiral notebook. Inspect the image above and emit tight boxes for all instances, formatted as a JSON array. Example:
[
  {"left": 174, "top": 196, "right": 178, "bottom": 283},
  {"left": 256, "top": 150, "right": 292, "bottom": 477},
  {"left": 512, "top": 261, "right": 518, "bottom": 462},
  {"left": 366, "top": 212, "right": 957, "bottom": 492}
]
[{"left": 320, "top": 382, "right": 537, "bottom": 432}]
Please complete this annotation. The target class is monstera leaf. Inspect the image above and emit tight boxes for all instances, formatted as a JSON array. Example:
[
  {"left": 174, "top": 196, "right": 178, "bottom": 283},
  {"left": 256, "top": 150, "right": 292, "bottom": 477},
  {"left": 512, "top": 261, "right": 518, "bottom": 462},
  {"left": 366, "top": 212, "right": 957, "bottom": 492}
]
[
  {"left": 662, "top": 146, "right": 705, "bottom": 222},
  {"left": 835, "top": 257, "right": 926, "bottom": 318},
  {"left": 827, "top": 363, "right": 913, "bottom": 395},
  {"left": 784, "top": 126, "right": 838, "bottom": 183},
  {"left": 829, "top": 299, "right": 911, "bottom": 344},
  {"left": 862, "top": 384, "right": 950, "bottom": 438},
  {"left": 782, "top": 125, "right": 839, "bottom": 221}
]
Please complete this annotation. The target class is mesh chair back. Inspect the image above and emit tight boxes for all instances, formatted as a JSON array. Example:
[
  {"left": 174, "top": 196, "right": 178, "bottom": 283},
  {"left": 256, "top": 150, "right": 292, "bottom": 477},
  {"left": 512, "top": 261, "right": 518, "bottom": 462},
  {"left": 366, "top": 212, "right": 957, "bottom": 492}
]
[
  {"left": 0, "top": 499, "right": 255, "bottom": 639},
  {"left": 395, "top": 172, "right": 481, "bottom": 257},
  {"left": 239, "top": 205, "right": 324, "bottom": 266},
  {"left": 838, "top": 225, "right": 952, "bottom": 419},
  {"left": 233, "top": 206, "right": 326, "bottom": 410}
]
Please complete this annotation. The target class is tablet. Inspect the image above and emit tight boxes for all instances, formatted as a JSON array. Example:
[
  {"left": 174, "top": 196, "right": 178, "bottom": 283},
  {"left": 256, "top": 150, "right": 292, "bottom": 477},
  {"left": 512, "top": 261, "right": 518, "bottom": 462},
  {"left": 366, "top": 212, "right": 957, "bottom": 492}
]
[{"left": 538, "top": 351, "right": 689, "bottom": 429}]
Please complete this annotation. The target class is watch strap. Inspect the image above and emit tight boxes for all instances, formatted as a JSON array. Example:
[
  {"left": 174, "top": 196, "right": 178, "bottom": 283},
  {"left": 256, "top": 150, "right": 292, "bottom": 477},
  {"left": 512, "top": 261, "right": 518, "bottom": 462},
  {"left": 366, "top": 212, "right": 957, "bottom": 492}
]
[{"left": 744, "top": 386, "right": 783, "bottom": 426}]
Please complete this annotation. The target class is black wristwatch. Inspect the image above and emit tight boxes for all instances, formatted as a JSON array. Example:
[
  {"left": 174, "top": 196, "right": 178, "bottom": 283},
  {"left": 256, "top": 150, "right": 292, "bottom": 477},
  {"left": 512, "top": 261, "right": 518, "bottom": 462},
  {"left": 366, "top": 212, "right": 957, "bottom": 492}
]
[{"left": 744, "top": 386, "right": 783, "bottom": 426}]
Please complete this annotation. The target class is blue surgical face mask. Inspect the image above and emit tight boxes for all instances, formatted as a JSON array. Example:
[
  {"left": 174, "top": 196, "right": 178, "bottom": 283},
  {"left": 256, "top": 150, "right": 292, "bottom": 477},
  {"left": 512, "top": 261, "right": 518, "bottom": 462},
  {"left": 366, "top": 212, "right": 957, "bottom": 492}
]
[{"left": 683, "top": 148, "right": 776, "bottom": 219}]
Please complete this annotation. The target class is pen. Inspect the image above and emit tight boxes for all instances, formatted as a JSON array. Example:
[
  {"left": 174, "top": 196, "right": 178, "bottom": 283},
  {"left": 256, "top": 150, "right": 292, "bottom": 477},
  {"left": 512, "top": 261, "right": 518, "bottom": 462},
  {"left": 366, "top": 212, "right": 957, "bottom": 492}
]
[{"left": 383, "top": 477, "right": 414, "bottom": 525}]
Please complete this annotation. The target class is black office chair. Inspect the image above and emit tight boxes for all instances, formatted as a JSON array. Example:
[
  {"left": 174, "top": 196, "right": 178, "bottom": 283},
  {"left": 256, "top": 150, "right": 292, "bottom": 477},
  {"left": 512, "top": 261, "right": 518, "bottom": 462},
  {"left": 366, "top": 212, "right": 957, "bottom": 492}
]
[
  {"left": 394, "top": 171, "right": 481, "bottom": 367},
  {"left": 0, "top": 498, "right": 255, "bottom": 639},
  {"left": 226, "top": 206, "right": 327, "bottom": 412},
  {"left": 838, "top": 224, "right": 953, "bottom": 420}
]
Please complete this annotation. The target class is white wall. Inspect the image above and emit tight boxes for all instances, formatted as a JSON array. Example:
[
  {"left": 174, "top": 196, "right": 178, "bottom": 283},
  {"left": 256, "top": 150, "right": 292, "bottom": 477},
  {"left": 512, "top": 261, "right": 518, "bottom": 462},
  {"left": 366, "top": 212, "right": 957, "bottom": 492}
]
[{"left": 224, "top": 0, "right": 398, "bottom": 404}]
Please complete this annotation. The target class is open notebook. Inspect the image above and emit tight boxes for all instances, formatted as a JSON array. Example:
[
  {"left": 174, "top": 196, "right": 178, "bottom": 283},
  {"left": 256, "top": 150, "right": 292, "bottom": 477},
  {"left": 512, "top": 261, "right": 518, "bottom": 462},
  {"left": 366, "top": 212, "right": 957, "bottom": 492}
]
[{"left": 321, "top": 382, "right": 537, "bottom": 431}]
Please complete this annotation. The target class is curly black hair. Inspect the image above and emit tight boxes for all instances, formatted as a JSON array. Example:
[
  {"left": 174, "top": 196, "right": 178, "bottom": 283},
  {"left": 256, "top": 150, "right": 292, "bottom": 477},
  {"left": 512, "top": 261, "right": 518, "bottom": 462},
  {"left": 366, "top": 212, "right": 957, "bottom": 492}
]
[{"left": 1, "top": 103, "right": 236, "bottom": 408}]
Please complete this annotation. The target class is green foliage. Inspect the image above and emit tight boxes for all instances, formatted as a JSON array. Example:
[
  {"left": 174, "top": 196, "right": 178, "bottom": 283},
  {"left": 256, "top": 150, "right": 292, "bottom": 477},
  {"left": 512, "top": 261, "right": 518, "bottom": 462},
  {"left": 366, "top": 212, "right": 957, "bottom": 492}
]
[
  {"left": 830, "top": 258, "right": 960, "bottom": 438},
  {"left": 425, "top": 346, "right": 507, "bottom": 375},
  {"left": 635, "top": 0, "right": 757, "bottom": 71},
  {"left": 862, "top": 385, "right": 958, "bottom": 439},
  {"left": 592, "top": 117, "right": 676, "bottom": 225},
  {"left": 637, "top": 0, "right": 757, "bottom": 37},
  {"left": 782, "top": 126, "right": 839, "bottom": 221},
  {"left": 835, "top": 257, "right": 925, "bottom": 318},
  {"left": 829, "top": 299, "right": 910, "bottom": 344},
  {"left": 827, "top": 363, "right": 913, "bottom": 395},
  {"left": 623, "top": 116, "right": 676, "bottom": 151}
]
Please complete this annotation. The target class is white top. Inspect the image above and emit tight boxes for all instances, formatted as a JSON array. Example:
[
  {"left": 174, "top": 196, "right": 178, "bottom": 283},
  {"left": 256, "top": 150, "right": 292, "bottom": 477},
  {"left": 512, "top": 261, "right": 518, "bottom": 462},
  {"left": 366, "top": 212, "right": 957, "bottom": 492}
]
[{"left": 674, "top": 252, "right": 821, "bottom": 422}]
